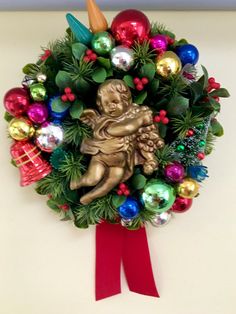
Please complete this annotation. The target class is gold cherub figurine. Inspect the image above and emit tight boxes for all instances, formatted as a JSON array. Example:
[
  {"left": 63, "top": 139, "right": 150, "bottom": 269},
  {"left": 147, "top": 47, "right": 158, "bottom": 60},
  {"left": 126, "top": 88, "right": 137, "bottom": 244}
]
[{"left": 70, "top": 79, "right": 164, "bottom": 204}]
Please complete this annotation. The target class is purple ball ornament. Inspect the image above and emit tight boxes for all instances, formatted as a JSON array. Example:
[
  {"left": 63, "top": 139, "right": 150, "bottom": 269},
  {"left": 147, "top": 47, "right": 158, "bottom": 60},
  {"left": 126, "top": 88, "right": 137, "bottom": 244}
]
[
  {"left": 150, "top": 35, "right": 168, "bottom": 53},
  {"left": 164, "top": 162, "right": 185, "bottom": 182},
  {"left": 27, "top": 103, "right": 48, "bottom": 124}
]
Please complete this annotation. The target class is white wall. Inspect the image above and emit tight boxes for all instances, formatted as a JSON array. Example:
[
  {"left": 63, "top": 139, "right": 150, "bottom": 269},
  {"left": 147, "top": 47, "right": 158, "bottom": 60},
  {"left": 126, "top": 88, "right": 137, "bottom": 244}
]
[{"left": 0, "top": 11, "right": 236, "bottom": 314}]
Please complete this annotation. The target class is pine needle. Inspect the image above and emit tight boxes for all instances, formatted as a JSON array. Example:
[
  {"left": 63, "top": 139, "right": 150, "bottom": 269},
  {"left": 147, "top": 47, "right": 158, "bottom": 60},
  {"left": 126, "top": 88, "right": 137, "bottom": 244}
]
[
  {"left": 171, "top": 111, "right": 204, "bottom": 138},
  {"left": 63, "top": 119, "right": 92, "bottom": 147},
  {"left": 133, "top": 40, "right": 156, "bottom": 67}
]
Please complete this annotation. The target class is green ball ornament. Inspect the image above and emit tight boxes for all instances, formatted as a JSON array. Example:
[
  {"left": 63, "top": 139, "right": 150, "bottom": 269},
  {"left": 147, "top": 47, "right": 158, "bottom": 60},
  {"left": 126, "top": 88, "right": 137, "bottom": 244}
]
[
  {"left": 30, "top": 83, "right": 47, "bottom": 101},
  {"left": 142, "top": 180, "right": 176, "bottom": 213},
  {"left": 199, "top": 140, "right": 206, "bottom": 147},
  {"left": 91, "top": 31, "right": 115, "bottom": 56},
  {"left": 176, "top": 144, "right": 185, "bottom": 152}
]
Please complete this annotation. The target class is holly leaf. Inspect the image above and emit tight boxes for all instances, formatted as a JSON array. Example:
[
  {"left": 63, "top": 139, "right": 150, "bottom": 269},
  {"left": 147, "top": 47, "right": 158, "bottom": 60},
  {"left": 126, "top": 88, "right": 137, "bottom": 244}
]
[
  {"left": 158, "top": 123, "right": 168, "bottom": 138},
  {"left": 208, "top": 97, "right": 221, "bottom": 112},
  {"left": 111, "top": 195, "right": 126, "bottom": 208},
  {"left": 131, "top": 174, "right": 147, "bottom": 190},
  {"left": 139, "top": 63, "right": 156, "bottom": 81},
  {"left": 55, "top": 71, "right": 73, "bottom": 90},
  {"left": 150, "top": 79, "right": 160, "bottom": 94},
  {"left": 190, "top": 82, "right": 204, "bottom": 104},
  {"left": 75, "top": 78, "right": 91, "bottom": 94},
  {"left": 123, "top": 75, "right": 135, "bottom": 89},
  {"left": 211, "top": 119, "right": 224, "bottom": 137},
  {"left": 51, "top": 97, "right": 71, "bottom": 113},
  {"left": 4, "top": 111, "right": 13, "bottom": 122},
  {"left": 47, "top": 199, "right": 60, "bottom": 212},
  {"left": 209, "top": 88, "right": 230, "bottom": 98},
  {"left": 69, "top": 100, "right": 84, "bottom": 119},
  {"left": 72, "top": 43, "right": 87, "bottom": 60},
  {"left": 167, "top": 95, "right": 189, "bottom": 115},
  {"left": 97, "top": 57, "right": 112, "bottom": 70},
  {"left": 134, "top": 91, "right": 147, "bottom": 105},
  {"left": 22, "top": 63, "right": 39, "bottom": 75},
  {"left": 92, "top": 67, "right": 107, "bottom": 83}
]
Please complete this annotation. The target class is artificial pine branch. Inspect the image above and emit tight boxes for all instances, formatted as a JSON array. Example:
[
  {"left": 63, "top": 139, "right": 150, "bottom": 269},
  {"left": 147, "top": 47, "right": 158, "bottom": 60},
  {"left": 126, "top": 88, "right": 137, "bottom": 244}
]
[
  {"left": 155, "top": 145, "right": 175, "bottom": 168},
  {"left": 171, "top": 111, "right": 204, "bottom": 138},
  {"left": 63, "top": 57, "right": 94, "bottom": 82},
  {"left": 133, "top": 40, "right": 156, "bottom": 68},
  {"left": 59, "top": 153, "right": 86, "bottom": 183},
  {"left": 35, "top": 170, "right": 67, "bottom": 198},
  {"left": 63, "top": 118, "right": 92, "bottom": 147},
  {"left": 150, "top": 22, "right": 175, "bottom": 38}
]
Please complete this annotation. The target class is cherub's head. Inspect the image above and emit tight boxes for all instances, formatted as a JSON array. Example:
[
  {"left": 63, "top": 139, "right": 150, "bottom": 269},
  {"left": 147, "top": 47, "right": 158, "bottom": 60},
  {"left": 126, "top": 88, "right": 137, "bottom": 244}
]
[{"left": 96, "top": 79, "right": 132, "bottom": 117}]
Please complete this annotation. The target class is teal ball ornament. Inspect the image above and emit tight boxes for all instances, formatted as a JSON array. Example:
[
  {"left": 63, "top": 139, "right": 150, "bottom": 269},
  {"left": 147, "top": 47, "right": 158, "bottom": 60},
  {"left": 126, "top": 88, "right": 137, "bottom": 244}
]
[
  {"left": 91, "top": 32, "right": 115, "bottom": 56},
  {"left": 142, "top": 180, "right": 176, "bottom": 213}
]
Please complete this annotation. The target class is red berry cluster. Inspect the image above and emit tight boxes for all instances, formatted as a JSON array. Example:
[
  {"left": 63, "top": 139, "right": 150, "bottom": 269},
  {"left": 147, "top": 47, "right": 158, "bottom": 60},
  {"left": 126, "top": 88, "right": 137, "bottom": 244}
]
[
  {"left": 186, "top": 129, "right": 195, "bottom": 137},
  {"left": 197, "top": 152, "right": 205, "bottom": 160},
  {"left": 61, "top": 87, "right": 76, "bottom": 102},
  {"left": 153, "top": 110, "right": 169, "bottom": 124},
  {"left": 207, "top": 77, "right": 221, "bottom": 102},
  {"left": 83, "top": 49, "right": 97, "bottom": 62},
  {"left": 166, "top": 36, "right": 175, "bottom": 45},
  {"left": 40, "top": 49, "right": 52, "bottom": 61},
  {"left": 58, "top": 204, "right": 70, "bottom": 212},
  {"left": 117, "top": 183, "right": 130, "bottom": 196},
  {"left": 133, "top": 77, "right": 149, "bottom": 91}
]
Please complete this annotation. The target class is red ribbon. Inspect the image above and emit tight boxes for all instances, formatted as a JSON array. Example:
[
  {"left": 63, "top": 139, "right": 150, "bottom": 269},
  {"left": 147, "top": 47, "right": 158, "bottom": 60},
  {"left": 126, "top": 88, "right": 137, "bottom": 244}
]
[{"left": 95, "top": 221, "right": 159, "bottom": 300}]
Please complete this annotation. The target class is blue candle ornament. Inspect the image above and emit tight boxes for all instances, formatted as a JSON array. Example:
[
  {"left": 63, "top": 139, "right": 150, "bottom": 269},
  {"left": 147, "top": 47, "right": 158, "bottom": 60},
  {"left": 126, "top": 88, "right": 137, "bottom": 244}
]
[
  {"left": 177, "top": 44, "right": 199, "bottom": 66},
  {"left": 118, "top": 197, "right": 140, "bottom": 219},
  {"left": 66, "top": 13, "right": 92, "bottom": 45}
]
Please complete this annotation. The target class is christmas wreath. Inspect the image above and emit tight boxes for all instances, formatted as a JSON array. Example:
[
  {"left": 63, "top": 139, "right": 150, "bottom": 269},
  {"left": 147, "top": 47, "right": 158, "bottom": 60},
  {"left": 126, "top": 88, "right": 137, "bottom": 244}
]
[{"left": 3, "top": 1, "right": 229, "bottom": 300}]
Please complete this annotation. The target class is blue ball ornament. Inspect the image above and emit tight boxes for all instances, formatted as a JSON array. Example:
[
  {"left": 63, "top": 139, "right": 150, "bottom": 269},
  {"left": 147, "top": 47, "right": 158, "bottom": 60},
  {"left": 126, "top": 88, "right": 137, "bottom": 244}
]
[
  {"left": 47, "top": 96, "right": 70, "bottom": 122},
  {"left": 118, "top": 197, "right": 140, "bottom": 219},
  {"left": 177, "top": 44, "right": 199, "bottom": 66}
]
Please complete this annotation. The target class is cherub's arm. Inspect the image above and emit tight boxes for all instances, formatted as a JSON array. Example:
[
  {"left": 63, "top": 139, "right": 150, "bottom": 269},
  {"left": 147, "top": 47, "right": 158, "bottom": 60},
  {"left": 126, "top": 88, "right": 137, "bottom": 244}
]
[
  {"left": 80, "top": 109, "right": 100, "bottom": 130},
  {"left": 107, "top": 110, "right": 153, "bottom": 137}
]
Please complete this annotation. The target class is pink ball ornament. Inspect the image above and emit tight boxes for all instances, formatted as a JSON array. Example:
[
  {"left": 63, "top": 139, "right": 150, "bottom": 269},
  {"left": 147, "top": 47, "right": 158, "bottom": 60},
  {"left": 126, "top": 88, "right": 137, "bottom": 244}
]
[
  {"left": 27, "top": 103, "right": 48, "bottom": 124},
  {"left": 164, "top": 162, "right": 185, "bottom": 182},
  {"left": 4, "top": 87, "right": 30, "bottom": 117},
  {"left": 150, "top": 34, "right": 168, "bottom": 52},
  {"left": 170, "top": 197, "right": 193, "bottom": 213},
  {"left": 111, "top": 9, "right": 151, "bottom": 47}
]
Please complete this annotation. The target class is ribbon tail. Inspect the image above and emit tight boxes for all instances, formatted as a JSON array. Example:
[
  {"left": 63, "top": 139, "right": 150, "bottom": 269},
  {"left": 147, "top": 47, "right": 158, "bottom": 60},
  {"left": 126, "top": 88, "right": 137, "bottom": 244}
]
[
  {"left": 122, "top": 226, "right": 159, "bottom": 298},
  {"left": 95, "top": 222, "right": 123, "bottom": 300}
]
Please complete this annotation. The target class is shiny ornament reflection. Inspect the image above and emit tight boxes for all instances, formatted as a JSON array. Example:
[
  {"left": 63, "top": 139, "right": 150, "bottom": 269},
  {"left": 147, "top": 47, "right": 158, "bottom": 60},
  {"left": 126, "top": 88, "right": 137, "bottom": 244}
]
[
  {"left": 91, "top": 32, "right": 115, "bottom": 56},
  {"left": 150, "top": 34, "right": 168, "bottom": 52},
  {"left": 176, "top": 44, "right": 199, "bottom": 66},
  {"left": 8, "top": 117, "right": 35, "bottom": 141},
  {"left": 151, "top": 211, "right": 172, "bottom": 227},
  {"left": 164, "top": 162, "right": 185, "bottom": 182},
  {"left": 156, "top": 51, "right": 182, "bottom": 78},
  {"left": 4, "top": 87, "right": 30, "bottom": 117},
  {"left": 118, "top": 197, "right": 140, "bottom": 219},
  {"left": 27, "top": 103, "right": 48, "bottom": 124},
  {"left": 30, "top": 83, "right": 47, "bottom": 101},
  {"left": 177, "top": 178, "right": 199, "bottom": 198},
  {"left": 35, "top": 122, "right": 64, "bottom": 152},
  {"left": 142, "top": 180, "right": 175, "bottom": 213},
  {"left": 111, "top": 9, "right": 150, "bottom": 47},
  {"left": 170, "top": 197, "right": 193, "bottom": 213},
  {"left": 110, "top": 46, "right": 134, "bottom": 72}
]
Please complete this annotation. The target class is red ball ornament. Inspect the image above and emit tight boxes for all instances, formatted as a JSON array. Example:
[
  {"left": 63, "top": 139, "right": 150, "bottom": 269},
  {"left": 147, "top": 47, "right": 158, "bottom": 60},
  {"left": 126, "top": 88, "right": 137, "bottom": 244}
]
[
  {"left": 4, "top": 87, "right": 30, "bottom": 117},
  {"left": 170, "top": 197, "right": 193, "bottom": 213},
  {"left": 187, "top": 129, "right": 194, "bottom": 137},
  {"left": 197, "top": 152, "right": 205, "bottom": 160},
  {"left": 111, "top": 9, "right": 151, "bottom": 47}
]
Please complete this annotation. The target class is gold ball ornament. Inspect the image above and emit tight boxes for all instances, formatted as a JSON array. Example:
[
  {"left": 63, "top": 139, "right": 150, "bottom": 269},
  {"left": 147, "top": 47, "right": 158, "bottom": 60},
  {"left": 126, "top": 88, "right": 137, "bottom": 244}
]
[
  {"left": 156, "top": 51, "right": 182, "bottom": 78},
  {"left": 177, "top": 178, "right": 199, "bottom": 199},
  {"left": 8, "top": 117, "right": 35, "bottom": 141}
]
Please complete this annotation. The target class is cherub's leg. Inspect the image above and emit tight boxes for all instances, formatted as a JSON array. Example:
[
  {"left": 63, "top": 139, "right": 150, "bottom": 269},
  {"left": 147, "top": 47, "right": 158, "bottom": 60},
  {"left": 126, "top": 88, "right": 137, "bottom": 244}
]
[
  {"left": 70, "top": 159, "right": 106, "bottom": 190},
  {"left": 80, "top": 167, "right": 124, "bottom": 205}
]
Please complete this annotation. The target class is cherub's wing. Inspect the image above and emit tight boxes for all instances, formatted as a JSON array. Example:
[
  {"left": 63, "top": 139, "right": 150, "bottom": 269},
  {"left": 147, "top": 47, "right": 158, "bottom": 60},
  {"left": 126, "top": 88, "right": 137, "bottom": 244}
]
[{"left": 80, "top": 109, "right": 100, "bottom": 129}]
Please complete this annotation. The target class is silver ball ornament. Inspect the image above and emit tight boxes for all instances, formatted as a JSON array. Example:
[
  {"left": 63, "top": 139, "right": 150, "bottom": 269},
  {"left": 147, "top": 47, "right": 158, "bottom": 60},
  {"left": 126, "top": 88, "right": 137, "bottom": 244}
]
[
  {"left": 22, "top": 75, "right": 36, "bottom": 88},
  {"left": 35, "top": 122, "right": 64, "bottom": 152},
  {"left": 110, "top": 46, "right": 134, "bottom": 72},
  {"left": 121, "top": 218, "right": 133, "bottom": 228},
  {"left": 150, "top": 211, "right": 172, "bottom": 227},
  {"left": 36, "top": 73, "right": 47, "bottom": 83}
]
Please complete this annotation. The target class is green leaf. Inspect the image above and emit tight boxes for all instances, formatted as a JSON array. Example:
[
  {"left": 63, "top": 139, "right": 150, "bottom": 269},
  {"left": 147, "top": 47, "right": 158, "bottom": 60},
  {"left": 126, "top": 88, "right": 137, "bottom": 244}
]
[
  {"left": 75, "top": 77, "right": 91, "bottom": 94},
  {"left": 74, "top": 220, "right": 89, "bottom": 229},
  {"left": 92, "top": 67, "right": 107, "bottom": 83},
  {"left": 55, "top": 71, "right": 73, "bottom": 90},
  {"left": 47, "top": 199, "right": 60, "bottom": 212},
  {"left": 201, "top": 65, "right": 209, "bottom": 89},
  {"left": 139, "top": 63, "right": 156, "bottom": 81},
  {"left": 174, "top": 38, "right": 188, "bottom": 47},
  {"left": 22, "top": 63, "right": 39, "bottom": 75},
  {"left": 208, "top": 97, "right": 221, "bottom": 112},
  {"left": 134, "top": 91, "right": 147, "bottom": 105},
  {"left": 209, "top": 88, "right": 230, "bottom": 98},
  {"left": 158, "top": 123, "right": 168, "bottom": 138},
  {"left": 51, "top": 97, "right": 71, "bottom": 113},
  {"left": 106, "top": 68, "right": 114, "bottom": 77},
  {"left": 131, "top": 174, "right": 147, "bottom": 190},
  {"left": 4, "top": 111, "right": 13, "bottom": 122},
  {"left": 111, "top": 195, "right": 126, "bottom": 208},
  {"left": 190, "top": 82, "right": 204, "bottom": 104},
  {"left": 123, "top": 75, "right": 135, "bottom": 89},
  {"left": 97, "top": 57, "right": 112, "bottom": 70},
  {"left": 150, "top": 79, "right": 159, "bottom": 94},
  {"left": 69, "top": 100, "right": 84, "bottom": 119},
  {"left": 211, "top": 119, "right": 224, "bottom": 137},
  {"left": 167, "top": 95, "right": 189, "bottom": 115},
  {"left": 72, "top": 42, "right": 87, "bottom": 60}
]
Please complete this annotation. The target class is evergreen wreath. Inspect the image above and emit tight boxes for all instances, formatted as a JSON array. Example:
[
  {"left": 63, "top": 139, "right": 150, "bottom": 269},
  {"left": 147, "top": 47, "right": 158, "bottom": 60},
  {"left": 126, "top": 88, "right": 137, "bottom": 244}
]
[{"left": 3, "top": 6, "right": 230, "bottom": 231}]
